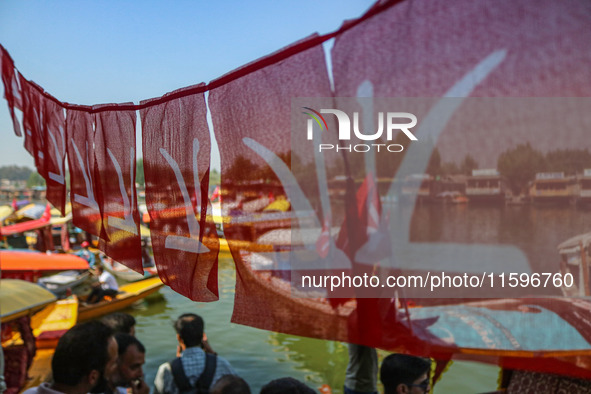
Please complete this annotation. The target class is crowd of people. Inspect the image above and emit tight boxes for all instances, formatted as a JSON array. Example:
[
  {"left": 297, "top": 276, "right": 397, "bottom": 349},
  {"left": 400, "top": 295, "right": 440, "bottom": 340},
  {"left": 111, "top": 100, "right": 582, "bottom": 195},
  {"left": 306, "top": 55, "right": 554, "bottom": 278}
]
[{"left": 22, "top": 312, "right": 431, "bottom": 394}]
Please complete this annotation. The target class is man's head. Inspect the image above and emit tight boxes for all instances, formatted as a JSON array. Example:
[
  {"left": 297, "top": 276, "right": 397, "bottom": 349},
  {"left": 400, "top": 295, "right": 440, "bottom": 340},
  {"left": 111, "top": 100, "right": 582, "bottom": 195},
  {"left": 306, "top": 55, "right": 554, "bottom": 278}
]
[
  {"left": 51, "top": 321, "right": 118, "bottom": 393},
  {"left": 210, "top": 374, "right": 251, "bottom": 394},
  {"left": 260, "top": 377, "right": 315, "bottom": 394},
  {"left": 380, "top": 354, "right": 431, "bottom": 394},
  {"left": 96, "top": 265, "right": 104, "bottom": 274},
  {"left": 102, "top": 313, "right": 136, "bottom": 336},
  {"left": 174, "top": 313, "right": 204, "bottom": 349},
  {"left": 110, "top": 333, "right": 146, "bottom": 388}
]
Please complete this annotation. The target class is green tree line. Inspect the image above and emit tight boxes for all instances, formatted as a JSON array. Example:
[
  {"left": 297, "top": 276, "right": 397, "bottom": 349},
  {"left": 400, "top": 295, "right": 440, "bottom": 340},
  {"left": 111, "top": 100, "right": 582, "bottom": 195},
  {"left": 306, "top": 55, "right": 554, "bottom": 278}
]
[
  {"left": 0, "top": 165, "right": 33, "bottom": 181},
  {"left": 498, "top": 144, "right": 591, "bottom": 194}
]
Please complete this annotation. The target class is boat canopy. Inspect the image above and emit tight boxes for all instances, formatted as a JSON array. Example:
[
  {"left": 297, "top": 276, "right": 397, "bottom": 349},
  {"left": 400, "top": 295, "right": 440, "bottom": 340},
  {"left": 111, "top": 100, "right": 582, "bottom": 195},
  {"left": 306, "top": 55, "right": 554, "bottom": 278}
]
[
  {"left": 0, "top": 204, "right": 52, "bottom": 236},
  {"left": 0, "top": 251, "right": 89, "bottom": 271},
  {"left": 557, "top": 232, "right": 591, "bottom": 254},
  {"left": 0, "top": 279, "right": 56, "bottom": 323},
  {"left": 0, "top": 205, "right": 13, "bottom": 222}
]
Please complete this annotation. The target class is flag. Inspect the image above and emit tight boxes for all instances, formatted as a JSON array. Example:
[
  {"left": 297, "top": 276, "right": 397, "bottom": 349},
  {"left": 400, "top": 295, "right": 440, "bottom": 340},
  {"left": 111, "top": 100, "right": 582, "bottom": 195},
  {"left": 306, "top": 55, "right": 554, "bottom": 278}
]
[
  {"left": 141, "top": 86, "right": 219, "bottom": 301},
  {"left": 94, "top": 104, "right": 142, "bottom": 273},
  {"left": 0, "top": 44, "right": 23, "bottom": 136},
  {"left": 41, "top": 98, "right": 67, "bottom": 214},
  {"left": 66, "top": 108, "right": 103, "bottom": 237},
  {"left": 19, "top": 77, "right": 46, "bottom": 174},
  {"left": 208, "top": 35, "right": 339, "bottom": 339}
]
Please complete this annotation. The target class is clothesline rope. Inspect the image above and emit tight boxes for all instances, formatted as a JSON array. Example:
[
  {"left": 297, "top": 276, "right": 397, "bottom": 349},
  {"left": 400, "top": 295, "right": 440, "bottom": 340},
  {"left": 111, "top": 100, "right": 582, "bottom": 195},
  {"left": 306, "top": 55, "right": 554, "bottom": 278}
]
[{"left": 2, "top": 0, "right": 400, "bottom": 114}]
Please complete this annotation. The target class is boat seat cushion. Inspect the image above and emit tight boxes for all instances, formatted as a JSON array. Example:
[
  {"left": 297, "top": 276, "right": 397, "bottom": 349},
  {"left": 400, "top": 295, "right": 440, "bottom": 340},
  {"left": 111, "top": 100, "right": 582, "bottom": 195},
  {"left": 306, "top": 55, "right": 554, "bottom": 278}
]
[
  {"left": 3, "top": 345, "right": 29, "bottom": 394},
  {"left": 507, "top": 370, "right": 591, "bottom": 393}
]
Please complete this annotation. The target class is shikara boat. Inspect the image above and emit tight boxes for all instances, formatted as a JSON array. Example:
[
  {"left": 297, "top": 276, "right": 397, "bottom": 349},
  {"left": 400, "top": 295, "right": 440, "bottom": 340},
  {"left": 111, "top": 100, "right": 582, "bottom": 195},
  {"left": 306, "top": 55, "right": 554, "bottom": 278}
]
[
  {"left": 20, "top": 297, "right": 79, "bottom": 392},
  {"left": 37, "top": 270, "right": 90, "bottom": 297},
  {"left": 1, "top": 279, "right": 77, "bottom": 393},
  {"left": 101, "top": 261, "right": 157, "bottom": 282},
  {"left": 77, "top": 276, "right": 164, "bottom": 321},
  {"left": 227, "top": 220, "right": 591, "bottom": 391},
  {"left": 557, "top": 231, "right": 591, "bottom": 297},
  {"left": 0, "top": 250, "right": 89, "bottom": 282}
]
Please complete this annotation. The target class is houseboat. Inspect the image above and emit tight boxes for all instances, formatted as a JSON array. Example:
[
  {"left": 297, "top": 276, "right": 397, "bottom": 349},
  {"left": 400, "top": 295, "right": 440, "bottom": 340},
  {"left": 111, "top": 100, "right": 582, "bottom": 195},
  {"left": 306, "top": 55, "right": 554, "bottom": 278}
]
[
  {"left": 465, "top": 169, "right": 506, "bottom": 204},
  {"left": 577, "top": 169, "right": 591, "bottom": 206},
  {"left": 529, "top": 172, "right": 577, "bottom": 205}
]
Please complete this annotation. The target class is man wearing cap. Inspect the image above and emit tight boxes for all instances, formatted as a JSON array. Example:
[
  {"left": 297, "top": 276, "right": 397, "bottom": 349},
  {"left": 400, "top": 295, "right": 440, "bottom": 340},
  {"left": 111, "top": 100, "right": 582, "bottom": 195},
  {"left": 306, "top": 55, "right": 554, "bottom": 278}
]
[{"left": 76, "top": 240, "right": 96, "bottom": 268}]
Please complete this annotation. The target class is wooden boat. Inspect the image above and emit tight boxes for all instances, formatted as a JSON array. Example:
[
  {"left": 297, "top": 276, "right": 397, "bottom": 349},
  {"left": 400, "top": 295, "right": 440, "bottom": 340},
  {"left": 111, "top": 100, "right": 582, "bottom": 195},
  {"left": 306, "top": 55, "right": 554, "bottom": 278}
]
[
  {"left": 101, "top": 259, "right": 157, "bottom": 282},
  {"left": 0, "top": 279, "right": 56, "bottom": 323},
  {"left": 0, "top": 204, "right": 14, "bottom": 223},
  {"left": 435, "top": 190, "right": 468, "bottom": 204},
  {"left": 20, "top": 297, "right": 79, "bottom": 391},
  {"left": 77, "top": 276, "right": 164, "bottom": 321},
  {"left": 0, "top": 250, "right": 89, "bottom": 282},
  {"left": 37, "top": 270, "right": 90, "bottom": 297},
  {"left": 529, "top": 172, "right": 577, "bottom": 205},
  {"left": 1, "top": 279, "right": 76, "bottom": 393},
  {"left": 0, "top": 204, "right": 51, "bottom": 236},
  {"left": 465, "top": 169, "right": 507, "bottom": 204},
  {"left": 557, "top": 231, "right": 591, "bottom": 297}
]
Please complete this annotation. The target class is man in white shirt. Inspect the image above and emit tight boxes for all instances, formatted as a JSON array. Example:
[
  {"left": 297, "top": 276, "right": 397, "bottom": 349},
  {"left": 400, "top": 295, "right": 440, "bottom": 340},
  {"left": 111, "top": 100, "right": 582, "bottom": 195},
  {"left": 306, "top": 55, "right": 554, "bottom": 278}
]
[{"left": 87, "top": 265, "right": 119, "bottom": 304}]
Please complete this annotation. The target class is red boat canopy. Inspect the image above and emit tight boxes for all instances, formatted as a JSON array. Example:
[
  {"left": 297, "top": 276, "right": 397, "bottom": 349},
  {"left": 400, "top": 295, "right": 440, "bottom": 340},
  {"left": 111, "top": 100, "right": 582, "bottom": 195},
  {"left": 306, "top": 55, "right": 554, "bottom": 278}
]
[
  {"left": 0, "top": 251, "right": 89, "bottom": 271},
  {"left": 0, "top": 204, "right": 51, "bottom": 236}
]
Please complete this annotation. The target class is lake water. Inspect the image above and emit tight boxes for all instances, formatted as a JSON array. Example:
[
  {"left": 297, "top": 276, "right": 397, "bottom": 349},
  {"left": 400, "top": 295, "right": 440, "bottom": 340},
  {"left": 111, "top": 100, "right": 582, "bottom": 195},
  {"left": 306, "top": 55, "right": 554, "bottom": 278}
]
[
  {"left": 123, "top": 203, "right": 591, "bottom": 393},
  {"left": 129, "top": 258, "right": 500, "bottom": 393}
]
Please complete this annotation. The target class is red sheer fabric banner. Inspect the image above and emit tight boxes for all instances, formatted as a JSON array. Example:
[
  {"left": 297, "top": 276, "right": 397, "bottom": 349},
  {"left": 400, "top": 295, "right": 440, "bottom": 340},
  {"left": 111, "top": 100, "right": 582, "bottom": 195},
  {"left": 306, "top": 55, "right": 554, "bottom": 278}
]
[
  {"left": 20, "top": 77, "right": 45, "bottom": 174},
  {"left": 328, "top": 0, "right": 591, "bottom": 364},
  {"left": 20, "top": 78, "right": 67, "bottom": 214},
  {"left": 331, "top": 0, "right": 591, "bottom": 98},
  {"left": 209, "top": 38, "right": 337, "bottom": 338},
  {"left": 41, "top": 99, "right": 67, "bottom": 214},
  {"left": 140, "top": 86, "right": 219, "bottom": 301},
  {"left": 0, "top": 44, "right": 22, "bottom": 136},
  {"left": 94, "top": 105, "right": 142, "bottom": 273},
  {"left": 66, "top": 109, "right": 103, "bottom": 237}
]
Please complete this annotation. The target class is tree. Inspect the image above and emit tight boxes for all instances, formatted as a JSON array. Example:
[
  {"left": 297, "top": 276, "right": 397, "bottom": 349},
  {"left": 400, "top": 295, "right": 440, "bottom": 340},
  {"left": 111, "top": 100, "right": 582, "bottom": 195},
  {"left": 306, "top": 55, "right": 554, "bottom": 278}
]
[
  {"left": 497, "top": 143, "right": 546, "bottom": 194},
  {"left": 136, "top": 159, "right": 145, "bottom": 187},
  {"left": 440, "top": 161, "right": 460, "bottom": 176},
  {"left": 0, "top": 165, "right": 33, "bottom": 181},
  {"left": 209, "top": 168, "right": 220, "bottom": 187},
  {"left": 544, "top": 148, "right": 591, "bottom": 175},
  {"left": 26, "top": 172, "right": 46, "bottom": 188},
  {"left": 460, "top": 154, "right": 479, "bottom": 175},
  {"left": 426, "top": 147, "right": 442, "bottom": 176},
  {"left": 225, "top": 155, "right": 258, "bottom": 182}
]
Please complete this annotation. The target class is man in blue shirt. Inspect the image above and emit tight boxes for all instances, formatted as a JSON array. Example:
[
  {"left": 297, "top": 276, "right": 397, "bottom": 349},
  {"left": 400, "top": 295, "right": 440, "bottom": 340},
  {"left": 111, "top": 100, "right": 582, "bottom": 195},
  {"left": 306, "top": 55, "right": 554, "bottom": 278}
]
[{"left": 154, "top": 313, "right": 237, "bottom": 394}]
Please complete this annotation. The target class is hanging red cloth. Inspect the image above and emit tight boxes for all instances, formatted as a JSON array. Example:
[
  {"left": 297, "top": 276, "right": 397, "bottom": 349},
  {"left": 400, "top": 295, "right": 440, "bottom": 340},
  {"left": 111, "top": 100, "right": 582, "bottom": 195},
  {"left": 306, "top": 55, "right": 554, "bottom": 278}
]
[
  {"left": 0, "top": 44, "right": 23, "bottom": 137},
  {"left": 94, "top": 104, "right": 142, "bottom": 273},
  {"left": 209, "top": 36, "right": 340, "bottom": 340},
  {"left": 140, "top": 86, "right": 219, "bottom": 301},
  {"left": 66, "top": 108, "right": 104, "bottom": 237}
]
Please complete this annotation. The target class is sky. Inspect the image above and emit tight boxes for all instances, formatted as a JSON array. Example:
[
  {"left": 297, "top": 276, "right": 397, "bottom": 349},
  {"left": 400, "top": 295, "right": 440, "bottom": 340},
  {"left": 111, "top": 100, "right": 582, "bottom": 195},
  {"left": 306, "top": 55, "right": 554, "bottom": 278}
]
[{"left": 0, "top": 1, "right": 372, "bottom": 170}]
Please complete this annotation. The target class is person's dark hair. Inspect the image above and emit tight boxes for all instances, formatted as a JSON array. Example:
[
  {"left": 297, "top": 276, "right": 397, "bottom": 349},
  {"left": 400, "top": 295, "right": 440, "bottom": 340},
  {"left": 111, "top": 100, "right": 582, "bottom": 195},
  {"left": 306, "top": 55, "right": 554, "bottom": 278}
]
[
  {"left": 380, "top": 354, "right": 431, "bottom": 394},
  {"left": 101, "top": 313, "right": 136, "bottom": 335},
  {"left": 114, "top": 333, "right": 145, "bottom": 356},
  {"left": 52, "top": 321, "right": 114, "bottom": 386},
  {"left": 174, "top": 313, "right": 204, "bottom": 348},
  {"left": 260, "top": 377, "right": 315, "bottom": 394},
  {"left": 210, "top": 374, "right": 251, "bottom": 394}
]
